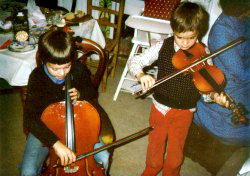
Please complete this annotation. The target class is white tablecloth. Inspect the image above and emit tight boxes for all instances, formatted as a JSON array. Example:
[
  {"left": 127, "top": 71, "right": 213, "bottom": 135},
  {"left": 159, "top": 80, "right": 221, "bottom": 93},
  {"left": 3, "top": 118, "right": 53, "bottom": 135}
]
[
  {"left": 71, "top": 19, "right": 105, "bottom": 48},
  {"left": 0, "top": 19, "right": 105, "bottom": 86},
  {"left": 0, "top": 48, "right": 37, "bottom": 86}
]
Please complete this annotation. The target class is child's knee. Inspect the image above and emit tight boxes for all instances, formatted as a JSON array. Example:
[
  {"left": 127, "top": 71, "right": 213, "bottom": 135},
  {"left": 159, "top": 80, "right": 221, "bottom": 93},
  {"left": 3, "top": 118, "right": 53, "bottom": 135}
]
[
  {"left": 164, "top": 157, "right": 182, "bottom": 171},
  {"left": 20, "top": 167, "right": 39, "bottom": 176},
  {"left": 94, "top": 150, "right": 110, "bottom": 170}
]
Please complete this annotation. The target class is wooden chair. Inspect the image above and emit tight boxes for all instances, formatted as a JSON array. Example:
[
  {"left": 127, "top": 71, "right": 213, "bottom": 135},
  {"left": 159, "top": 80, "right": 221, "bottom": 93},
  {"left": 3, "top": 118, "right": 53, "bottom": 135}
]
[
  {"left": 74, "top": 37, "right": 116, "bottom": 145},
  {"left": 36, "top": 36, "right": 115, "bottom": 144},
  {"left": 87, "top": 0, "right": 125, "bottom": 91}
]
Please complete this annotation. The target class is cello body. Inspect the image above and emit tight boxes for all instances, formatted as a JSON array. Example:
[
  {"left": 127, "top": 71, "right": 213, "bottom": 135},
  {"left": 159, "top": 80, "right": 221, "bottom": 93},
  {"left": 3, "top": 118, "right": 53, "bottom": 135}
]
[{"left": 41, "top": 100, "right": 105, "bottom": 176}]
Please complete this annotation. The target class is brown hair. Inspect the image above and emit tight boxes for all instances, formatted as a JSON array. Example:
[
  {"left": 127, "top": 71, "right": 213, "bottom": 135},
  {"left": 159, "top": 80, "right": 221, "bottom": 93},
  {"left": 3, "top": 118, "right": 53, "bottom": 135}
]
[
  {"left": 38, "top": 27, "right": 76, "bottom": 64},
  {"left": 170, "top": 1, "right": 209, "bottom": 39},
  {"left": 220, "top": 0, "right": 250, "bottom": 18}
]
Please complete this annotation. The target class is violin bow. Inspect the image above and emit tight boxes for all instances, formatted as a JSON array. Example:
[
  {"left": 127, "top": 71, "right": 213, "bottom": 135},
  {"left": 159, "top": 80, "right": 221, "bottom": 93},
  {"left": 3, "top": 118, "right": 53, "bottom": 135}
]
[{"left": 133, "top": 37, "right": 246, "bottom": 98}]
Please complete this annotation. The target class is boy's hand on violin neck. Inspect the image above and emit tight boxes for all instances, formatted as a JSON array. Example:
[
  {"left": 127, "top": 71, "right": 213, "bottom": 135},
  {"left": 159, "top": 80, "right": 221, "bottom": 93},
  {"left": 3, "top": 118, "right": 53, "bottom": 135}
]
[
  {"left": 210, "top": 92, "right": 229, "bottom": 108},
  {"left": 53, "top": 141, "right": 76, "bottom": 166},
  {"left": 136, "top": 72, "right": 155, "bottom": 92}
]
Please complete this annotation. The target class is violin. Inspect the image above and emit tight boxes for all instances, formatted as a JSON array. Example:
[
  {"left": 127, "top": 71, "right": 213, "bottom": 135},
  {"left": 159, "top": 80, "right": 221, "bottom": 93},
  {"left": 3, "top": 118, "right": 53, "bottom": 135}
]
[
  {"left": 41, "top": 74, "right": 105, "bottom": 176},
  {"left": 133, "top": 37, "right": 248, "bottom": 125}
]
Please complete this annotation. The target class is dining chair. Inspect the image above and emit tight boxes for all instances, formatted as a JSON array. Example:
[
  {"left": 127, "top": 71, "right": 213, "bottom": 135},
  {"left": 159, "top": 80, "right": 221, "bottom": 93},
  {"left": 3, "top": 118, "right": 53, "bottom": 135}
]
[
  {"left": 36, "top": 36, "right": 115, "bottom": 145},
  {"left": 87, "top": 0, "right": 125, "bottom": 91},
  {"left": 75, "top": 37, "right": 116, "bottom": 145}
]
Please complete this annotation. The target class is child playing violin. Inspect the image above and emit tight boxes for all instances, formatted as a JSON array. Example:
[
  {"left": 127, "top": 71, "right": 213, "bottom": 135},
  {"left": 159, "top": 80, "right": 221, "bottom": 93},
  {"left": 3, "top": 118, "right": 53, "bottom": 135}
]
[
  {"left": 20, "top": 28, "right": 110, "bottom": 175},
  {"left": 128, "top": 2, "right": 229, "bottom": 176}
]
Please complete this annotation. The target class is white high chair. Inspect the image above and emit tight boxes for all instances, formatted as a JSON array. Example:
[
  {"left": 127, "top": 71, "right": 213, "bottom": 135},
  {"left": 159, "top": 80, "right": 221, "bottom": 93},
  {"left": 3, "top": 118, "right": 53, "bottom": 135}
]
[{"left": 113, "top": 15, "right": 173, "bottom": 101}]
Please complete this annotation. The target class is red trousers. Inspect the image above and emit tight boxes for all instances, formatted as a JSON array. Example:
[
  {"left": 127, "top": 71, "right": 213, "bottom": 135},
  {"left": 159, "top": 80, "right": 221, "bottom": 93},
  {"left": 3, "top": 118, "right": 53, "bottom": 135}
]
[{"left": 142, "top": 105, "right": 193, "bottom": 176}]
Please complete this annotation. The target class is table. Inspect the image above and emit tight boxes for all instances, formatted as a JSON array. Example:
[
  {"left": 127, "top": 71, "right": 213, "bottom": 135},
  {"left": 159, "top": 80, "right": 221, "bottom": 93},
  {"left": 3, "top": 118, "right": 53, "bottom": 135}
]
[
  {"left": 0, "top": 18, "right": 105, "bottom": 87},
  {"left": 71, "top": 18, "right": 105, "bottom": 49},
  {"left": 0, "top": 47, "right": 37, "bottom": 86}
]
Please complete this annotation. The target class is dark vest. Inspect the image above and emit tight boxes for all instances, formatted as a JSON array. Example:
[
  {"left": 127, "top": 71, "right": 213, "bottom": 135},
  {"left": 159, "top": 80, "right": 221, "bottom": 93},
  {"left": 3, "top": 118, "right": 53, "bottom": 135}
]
[{"left": 153, "top": 37, "right": 201, "bottom": 109}]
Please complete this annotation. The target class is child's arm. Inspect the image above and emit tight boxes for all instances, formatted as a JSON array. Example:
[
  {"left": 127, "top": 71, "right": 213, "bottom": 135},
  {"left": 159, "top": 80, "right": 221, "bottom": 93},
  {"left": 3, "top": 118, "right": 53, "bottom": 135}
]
[
  {"left": 136, "top": 72, "right": 155, "bottom": 91},
  {"left": 128, "top": 40, "right": 163, "bottom": 91},
  {"left": 128, "top": 40, "right": 163, "bottom": 77},
  {"left": 53, "top": 141, "right": 76, "bottom": 166}
]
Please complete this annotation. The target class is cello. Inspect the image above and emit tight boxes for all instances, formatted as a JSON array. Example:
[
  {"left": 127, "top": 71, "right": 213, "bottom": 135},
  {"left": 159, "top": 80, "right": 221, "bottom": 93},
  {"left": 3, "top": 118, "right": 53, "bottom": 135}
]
[{"left": 41, "top": 74, "right": 105, "bottom": 175}]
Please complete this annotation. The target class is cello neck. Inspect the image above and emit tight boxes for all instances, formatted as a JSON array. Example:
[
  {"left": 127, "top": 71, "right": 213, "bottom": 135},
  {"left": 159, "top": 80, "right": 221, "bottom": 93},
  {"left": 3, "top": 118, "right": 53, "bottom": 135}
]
[{"left": 65, "top": 74, "right": 76, "bottom": 152}]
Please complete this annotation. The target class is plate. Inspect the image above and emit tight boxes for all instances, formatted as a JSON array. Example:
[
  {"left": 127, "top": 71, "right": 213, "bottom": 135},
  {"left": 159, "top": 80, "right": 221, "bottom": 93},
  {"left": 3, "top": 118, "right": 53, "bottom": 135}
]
[{"left": 8, "top": 44, "right": 36, "bottom": 53}]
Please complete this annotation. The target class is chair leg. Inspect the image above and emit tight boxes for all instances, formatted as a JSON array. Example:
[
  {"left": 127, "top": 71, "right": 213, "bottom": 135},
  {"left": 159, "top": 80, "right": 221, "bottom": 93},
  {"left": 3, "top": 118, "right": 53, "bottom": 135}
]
[
  {"left": 102, "top": 67, "right": 108, "bottom": 92},
  {"left": 113, "top": 64, "right": 128, "bottom": 101},
  {"left": 20, "top": 86, "right": 27, "bottom": 106},
  {"left": 110, "top": 45, "right": 119, "bottom": 79},
  {"left": 113, "top": 43, "right": 139, "bottom": 101}
]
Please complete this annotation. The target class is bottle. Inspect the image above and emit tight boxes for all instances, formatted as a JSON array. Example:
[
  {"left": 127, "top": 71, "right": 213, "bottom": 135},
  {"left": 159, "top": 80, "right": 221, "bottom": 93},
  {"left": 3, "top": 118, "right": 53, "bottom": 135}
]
[{"left": 12, "top": 9, "right": 29, "bottom": 43}]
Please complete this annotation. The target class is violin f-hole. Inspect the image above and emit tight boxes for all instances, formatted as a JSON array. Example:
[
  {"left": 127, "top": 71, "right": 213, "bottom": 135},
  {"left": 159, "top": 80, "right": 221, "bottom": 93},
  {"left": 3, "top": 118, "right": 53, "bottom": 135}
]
[{"left": 182, "top": 50, "right": 193, "bottom": 59}]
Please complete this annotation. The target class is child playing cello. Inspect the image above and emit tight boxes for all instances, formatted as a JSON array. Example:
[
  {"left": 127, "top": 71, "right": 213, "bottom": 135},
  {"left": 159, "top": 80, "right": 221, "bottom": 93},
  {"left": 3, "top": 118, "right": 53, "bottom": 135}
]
[{"left": 20, "top": 28, "right": 110, "bottom": 175}]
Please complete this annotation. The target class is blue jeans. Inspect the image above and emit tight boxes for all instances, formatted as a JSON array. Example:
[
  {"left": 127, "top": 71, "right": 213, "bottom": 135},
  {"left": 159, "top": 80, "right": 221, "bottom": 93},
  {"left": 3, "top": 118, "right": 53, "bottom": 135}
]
[{"left": 20, "top": 133, "right": 110, "bottom": 176}]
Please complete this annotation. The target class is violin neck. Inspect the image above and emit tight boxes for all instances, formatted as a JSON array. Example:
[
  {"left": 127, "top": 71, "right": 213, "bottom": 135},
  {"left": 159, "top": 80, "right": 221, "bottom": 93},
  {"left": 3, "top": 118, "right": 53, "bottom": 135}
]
[{"left": 65, "top": 74, "right": 76, "bottom": 152}]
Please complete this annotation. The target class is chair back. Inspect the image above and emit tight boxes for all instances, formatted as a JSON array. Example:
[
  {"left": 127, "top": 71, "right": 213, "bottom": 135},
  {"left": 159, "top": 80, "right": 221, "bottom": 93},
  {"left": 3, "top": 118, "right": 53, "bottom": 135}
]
[
  {"left": 36, "top": 37, "right": 107, "bottom": 90},
  {"left": 75, "top": 37, "right": 107, "bottom": 89},
  {"left": 87, "top": 0, "right": 125, "bottom": 91},
  {"left": 87, "top": 0, "right": 125, "bottom": 41}
]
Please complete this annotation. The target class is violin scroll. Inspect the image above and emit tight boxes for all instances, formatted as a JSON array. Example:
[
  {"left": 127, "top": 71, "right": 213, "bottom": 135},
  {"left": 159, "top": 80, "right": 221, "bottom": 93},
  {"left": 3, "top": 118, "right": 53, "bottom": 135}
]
[{"left": 226, "top": 96, "right": 249, "bottom": 125}]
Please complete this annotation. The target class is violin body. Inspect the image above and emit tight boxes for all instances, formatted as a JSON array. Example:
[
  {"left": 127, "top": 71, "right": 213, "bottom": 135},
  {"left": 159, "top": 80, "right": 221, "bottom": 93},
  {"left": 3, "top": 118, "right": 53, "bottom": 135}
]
[
  {"left": 172, "top": 43, "right": 206, "bottom": 71},
  {"left": 192, "top": 65, "right": 225, "bottom": 94},
  {"left": 172, "top": 43, "right": 247, "bottom": 125},
  {"left": 172, "top": 43, "right": 226, "bottom": 94},
  {"left": 41, "top": 100, "right": 105, "bottom": 176}
]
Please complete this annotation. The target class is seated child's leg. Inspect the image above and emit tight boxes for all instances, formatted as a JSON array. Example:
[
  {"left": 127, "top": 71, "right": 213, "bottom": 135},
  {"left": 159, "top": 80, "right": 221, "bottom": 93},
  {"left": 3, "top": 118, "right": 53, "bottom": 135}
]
[
  {"left": 20, "top": 133, "right": 49, "bottom": 176},
  {"left": 94, "top": 138, "right": 110, "bottom": 172}
]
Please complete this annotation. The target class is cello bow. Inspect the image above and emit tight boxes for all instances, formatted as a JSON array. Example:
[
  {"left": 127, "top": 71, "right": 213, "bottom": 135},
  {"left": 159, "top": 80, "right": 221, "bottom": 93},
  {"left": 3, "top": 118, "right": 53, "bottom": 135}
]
[{"left": 54, "top": 126, "right": 153, "bottom": 167}]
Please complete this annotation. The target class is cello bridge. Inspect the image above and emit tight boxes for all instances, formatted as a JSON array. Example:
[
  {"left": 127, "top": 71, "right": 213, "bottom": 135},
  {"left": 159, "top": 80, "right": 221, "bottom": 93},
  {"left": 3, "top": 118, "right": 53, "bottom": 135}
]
[{"left": 64, "top": 166, "right": 79, "bottom": 174}]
